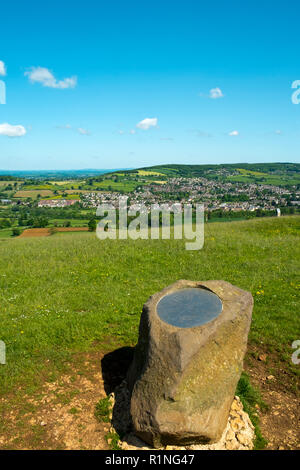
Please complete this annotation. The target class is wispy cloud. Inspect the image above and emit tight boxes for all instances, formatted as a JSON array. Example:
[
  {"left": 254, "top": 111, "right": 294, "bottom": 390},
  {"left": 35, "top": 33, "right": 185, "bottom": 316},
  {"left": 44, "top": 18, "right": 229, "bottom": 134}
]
[
  {"left": 0, "top": 61, "right": 6, "bottom": 76},
  {"left": 25, "top": 67, "right": 77, "bottom": 89},
  {"left": 77, "top": 127, "right": 91, "bottom": 136},
  {"left": 228, "top": 130, "right": 239, "bottom": 136},
  {"left": 56, "top": 124, "right": 91, "bottom": 135},
  {"left": 0, "top": 123, "right": 26, "bottom": 137},
  {"left": 136, "top": 118, "right": 158, "bottom": 130},
  {"left": 209, "top": 87, "right": 224, "bottom": 99}
]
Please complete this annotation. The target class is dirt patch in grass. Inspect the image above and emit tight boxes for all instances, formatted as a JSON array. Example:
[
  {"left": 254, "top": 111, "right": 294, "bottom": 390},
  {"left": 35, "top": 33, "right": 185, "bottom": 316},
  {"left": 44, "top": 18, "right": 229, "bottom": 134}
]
[
  {"left": 245, "top": 345, "right": 299, "bottom": 450},
  {"left": 19, "top": 228, "right": 51, "bottom": 238},
  {"left": 0, "top": 346, "right": 298, "bottom": 450},
  {"left": 0, "top": 352, "right": 109, "bottom": 450},
  {"left": 18, "top": 227, "right": 89, "bottom": 238}
]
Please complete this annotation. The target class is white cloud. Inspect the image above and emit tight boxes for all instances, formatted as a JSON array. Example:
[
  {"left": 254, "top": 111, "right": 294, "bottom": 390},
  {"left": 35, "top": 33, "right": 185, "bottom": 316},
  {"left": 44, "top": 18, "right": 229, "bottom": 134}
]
[
  {"left": 130, "top": 129, "right": 136, "bottom": 134},
  {"left": 228, "top": 130, "right": 239, "bottom": 136},
  {"left": 209, "top": 87, "right": 224, "bottom": 99},
  {"left": 0, "top": 123, "right": 26, "bottom": 137},
  {"left": 136, "top": 117, "right": 158, "bottom": 130},
  {"left": 77, "top": 127, "right": 91, "bottom": 136},
  {"left": 25, "top": 67, "right": 77, "bottom": 89},
  {"left": 57, "top": 124, "right": 90, "bottom": 135},
  {"left": 0, "top": 61, "right": 6, "bottom": 76},
  {"left": 275, "top": 130, "right": 282, "bottom": 135}
]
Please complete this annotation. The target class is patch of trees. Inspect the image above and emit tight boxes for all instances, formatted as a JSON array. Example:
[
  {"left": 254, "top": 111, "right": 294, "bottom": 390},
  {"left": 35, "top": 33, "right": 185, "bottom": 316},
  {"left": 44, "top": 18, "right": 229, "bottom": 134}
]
[
  {"left": 221, "top": 194, "right": 250, "bottom": 202},
  {"left": 0, "top": 218, "right": 11, "bottom": 228},
  {"left": 88, "top": 218, "right": 96, "bottom": 231},
  {"left": 12, "top": 228, "right": 20, "bottom": 237}
]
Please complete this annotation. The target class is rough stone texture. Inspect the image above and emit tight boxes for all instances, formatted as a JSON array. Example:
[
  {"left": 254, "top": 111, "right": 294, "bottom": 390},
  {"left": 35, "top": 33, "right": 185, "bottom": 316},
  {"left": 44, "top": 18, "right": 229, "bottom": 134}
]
[
  {"left": 127, "top": 280, "right": 253, "bottom": 447},
  {"left": 110, "top": 382, "right": 255, "bottom": 450}
]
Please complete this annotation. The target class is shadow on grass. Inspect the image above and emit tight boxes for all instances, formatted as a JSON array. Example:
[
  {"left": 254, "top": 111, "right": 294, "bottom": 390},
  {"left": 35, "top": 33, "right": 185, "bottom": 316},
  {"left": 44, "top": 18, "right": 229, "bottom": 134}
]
[
  {"left": 98, "top": 346, "right": 135, "bottom": 443},
  {"left": 101, "top": 346, "right": 134, "bottom": 395}
]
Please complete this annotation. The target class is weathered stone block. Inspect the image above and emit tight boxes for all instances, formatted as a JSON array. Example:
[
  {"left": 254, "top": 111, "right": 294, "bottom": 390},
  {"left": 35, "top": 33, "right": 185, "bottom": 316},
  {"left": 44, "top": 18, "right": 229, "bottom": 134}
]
[{"left": 127, "top": 280, "right": 253, "bottom": 447}]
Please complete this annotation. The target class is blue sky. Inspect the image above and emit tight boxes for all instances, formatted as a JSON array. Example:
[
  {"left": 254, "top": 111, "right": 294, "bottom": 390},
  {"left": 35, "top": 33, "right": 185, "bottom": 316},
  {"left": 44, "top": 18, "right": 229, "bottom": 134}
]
[{"left": 0, "top": 0, "right": 300, "bottom": 170}]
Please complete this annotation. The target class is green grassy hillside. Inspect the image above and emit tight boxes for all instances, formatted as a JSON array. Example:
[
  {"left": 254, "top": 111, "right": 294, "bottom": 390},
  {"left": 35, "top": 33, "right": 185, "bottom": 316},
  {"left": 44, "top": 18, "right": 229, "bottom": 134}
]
[{"left": 0, "top": 216, "right": 299, "bottom": 397}]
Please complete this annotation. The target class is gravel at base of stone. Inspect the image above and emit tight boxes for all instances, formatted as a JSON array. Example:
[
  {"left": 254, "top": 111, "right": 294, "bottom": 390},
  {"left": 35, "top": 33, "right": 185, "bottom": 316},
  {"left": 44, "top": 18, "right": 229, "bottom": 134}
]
[{"left": 110, "top": 380, "right": 255, "bottom": 451}]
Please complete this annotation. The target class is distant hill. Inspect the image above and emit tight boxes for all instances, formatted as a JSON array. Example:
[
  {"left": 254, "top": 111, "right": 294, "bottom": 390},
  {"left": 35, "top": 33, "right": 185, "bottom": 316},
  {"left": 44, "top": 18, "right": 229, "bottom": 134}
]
[
  {"left": 0, "top": 169, "right": 128, "bottom": 179},
  {"left": 119, "top": 162, "right": 300, "bottom": 187},
  {"left": 1, "top": 163, "right": 299, "bottom": 187}
]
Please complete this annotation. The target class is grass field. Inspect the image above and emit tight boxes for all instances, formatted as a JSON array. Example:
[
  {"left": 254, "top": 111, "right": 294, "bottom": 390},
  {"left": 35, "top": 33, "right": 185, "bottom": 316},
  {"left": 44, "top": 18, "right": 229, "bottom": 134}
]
[
  {"left": 87, "top": 179, "right": 141, "bottom": 192},
  {"left": 46, "top": 194, "right": 81, "bottom": 200},
  {"left": 0, "top": 228, "right": 15, "bottom": 239},
  {"left": 137, "top": 170, "right": 164, "bottom": 176},
  {"left": 0, "top": 216, "right": 299, "bottom": 449},
  {"left": 227, "top": 172, "right": 300, "bottom": 186},
  {"left": 0, "top": 215, "right": 299, "bottom": 392},
  {"left": 49, "top": 180, "right": 80, "bottom": 186}
]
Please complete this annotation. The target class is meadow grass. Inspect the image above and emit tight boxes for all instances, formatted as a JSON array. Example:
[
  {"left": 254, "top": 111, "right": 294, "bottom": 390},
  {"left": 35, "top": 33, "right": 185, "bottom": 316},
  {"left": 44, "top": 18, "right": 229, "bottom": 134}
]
[
  {"left": 227, "top": 174, "right": 300, "bottom": 186},
  {"left": 137, "top": 170, "right": 165, "bottom": 176},
  {"left": 0, "top": 228, "right": 15, "bottom": 239},
  {"left": 0, "top": 216, "right": 299, "bottom": 397},
  {"left": 87, "top": 179, "right": 142, "bottom": 192}
]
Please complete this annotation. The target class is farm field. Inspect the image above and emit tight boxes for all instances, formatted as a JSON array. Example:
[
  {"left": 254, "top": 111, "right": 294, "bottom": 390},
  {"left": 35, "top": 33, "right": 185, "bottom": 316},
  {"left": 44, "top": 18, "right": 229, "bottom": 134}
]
[
  {"left": 44, "top": 194, "right": 81, "bottom": 200},
  {"left": 227, "top": 175, "right": 299, "bottom": 186},
  {"left": 0, "top": 181, "right": 19, "bottom": 188},
  {"left": 86, "top": 179, "right": 142, "bottom": 192},
  {"left": 19, "top": 228, "right": 51, "bottom": 238},
  {"left": 226, "top": 168, "right": 300, "bottom": 186},
  {"left": 137, "top": 170, "right": 164, "bottom": 176},
  {"left": 18, "top": 227, "right": 90, "bottom": 237},
  {"left": 0, "top": 216, "right": 299, "bottom": 450}
]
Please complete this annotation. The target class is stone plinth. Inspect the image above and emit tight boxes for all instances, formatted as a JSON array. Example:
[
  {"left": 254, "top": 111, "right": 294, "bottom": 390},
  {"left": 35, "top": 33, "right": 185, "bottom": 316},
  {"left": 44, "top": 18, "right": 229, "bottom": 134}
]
[{"left": 127, "top": 280, "right": 253, "bottom": 448}]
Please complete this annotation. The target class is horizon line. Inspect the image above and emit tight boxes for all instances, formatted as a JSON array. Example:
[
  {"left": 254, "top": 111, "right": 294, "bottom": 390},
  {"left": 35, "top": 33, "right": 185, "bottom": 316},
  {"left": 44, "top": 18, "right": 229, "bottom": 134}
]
[{"left": 0, "top": 161, "right": 298, "bottom": 173}]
